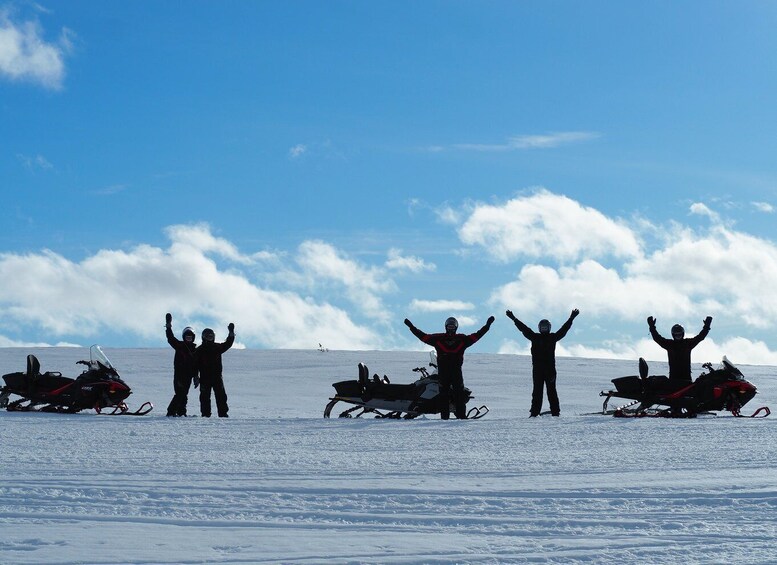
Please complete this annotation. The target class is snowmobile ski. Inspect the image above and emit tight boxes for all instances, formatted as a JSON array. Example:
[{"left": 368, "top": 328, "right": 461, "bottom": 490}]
[{"left": 97, "top": 401, "right": 154, "bottom": 416}]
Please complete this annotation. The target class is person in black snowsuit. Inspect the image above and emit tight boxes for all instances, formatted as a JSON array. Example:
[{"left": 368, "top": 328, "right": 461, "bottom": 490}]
[
  {"left": 195, "top": 323, "right": 235, "bottom": 418},
  {"left": 506, "top": 309, "right": 579, "bottom": 417},
  {"left": 165, "top": 312, "right": 199, "bottom": 417},
  {"left": 647, "top": 316, "right": 712, "bottom": 384},
  {"left": 404, "top": 315, "right": 494, "bottom": 419}
]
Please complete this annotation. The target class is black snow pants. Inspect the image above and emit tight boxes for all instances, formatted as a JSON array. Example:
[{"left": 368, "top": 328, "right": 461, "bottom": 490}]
[
  {"left": 199, "top": 374, "right": 228, "bottom": 417},
  {"left": 531, "top": 369, "right": 559, "bottom": 417},
  {"left": 439, "top": 371, "right": 467, "bottom": 420},
  {"left": 167, "top": 375, "right": 195, "bottom": 416}
]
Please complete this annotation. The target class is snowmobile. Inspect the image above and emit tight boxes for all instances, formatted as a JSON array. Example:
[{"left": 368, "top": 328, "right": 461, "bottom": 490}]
[
  {"left": 324, "top": 353, "right": 489, "bottom": 419},
  {"left": 0, "top": 345, "right": 153, "bottom": 415},
  {"left": 599, "top": 356, "right": 768, "bottom": 418}
]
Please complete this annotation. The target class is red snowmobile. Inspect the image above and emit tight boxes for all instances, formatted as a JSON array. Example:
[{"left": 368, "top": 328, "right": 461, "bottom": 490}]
[
  {"left": 0, "top": 345, "right": 152, "bottom": 415},
  {"left": 600, "top": 356, "right": 768, "bottom": 418}
]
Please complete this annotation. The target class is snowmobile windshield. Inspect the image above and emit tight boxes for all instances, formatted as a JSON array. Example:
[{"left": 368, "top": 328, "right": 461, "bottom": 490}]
[
  {"left": 90, "top": 345, "right": 115, "bottom": 371},
  {"left": 722, "top": 356, "right": 744, "bottom": 377}
]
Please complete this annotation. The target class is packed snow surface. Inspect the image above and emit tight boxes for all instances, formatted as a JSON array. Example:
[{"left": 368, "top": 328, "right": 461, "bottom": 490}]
[{"left": 1, "top": 347, "right": 776, "bottom": 564}]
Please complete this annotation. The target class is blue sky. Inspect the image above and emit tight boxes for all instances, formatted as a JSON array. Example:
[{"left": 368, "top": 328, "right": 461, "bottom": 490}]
[{"left": 3, "top": 1, "right": 777, "bottom": 363}]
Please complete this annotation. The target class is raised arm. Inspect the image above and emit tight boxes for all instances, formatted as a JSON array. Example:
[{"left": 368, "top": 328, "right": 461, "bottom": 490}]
[
  {"left": 554, "top": 309, "right": 579, "bottom": 341},
  {"left": 647, "top": 316, "right": 671, "bottom": 348},
  {"left": 688, "top": 316, "right": 712, "bottom": 348},
  {"left": 506, "top": 310, "right": 534, "bottom": 340},
  {"left": 404, "top": 318, "right": 431, "bottom": 344},
  {"left": 220, "top": 322, "right": 236, "bottom": 353},
  {"left": 467, "top": 316, "right": 495, "bottom": 344},
  {"left": 165, "top": 312, "right": 179, "bottom": 347}
]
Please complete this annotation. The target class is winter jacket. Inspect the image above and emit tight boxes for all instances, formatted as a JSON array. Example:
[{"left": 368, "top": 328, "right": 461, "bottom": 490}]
[
  {"left": 512, "top": 314, "right": 575, "bottom": 375},
  {"left": 406, "top": 320, "right": 492, "bottom": 378},
  {"left": 650, "top": 324, "right": 710, "bottom": 382},
  {"left": 194, "top": 332, "right": 235, "bottom": 379},
  {"left": 166, "top": 327, "right": 198, "bottom": 378}
]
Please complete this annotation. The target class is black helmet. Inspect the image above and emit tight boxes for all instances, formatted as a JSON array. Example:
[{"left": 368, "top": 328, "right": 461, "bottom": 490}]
[
  {"left": 538, "top": 319, "right": 551, "bottom": 334},
  {"left": 202, "top": 328, "right": 215, "bottom": 342},
  {"left": 671, "top": 324, "right": 685, "bottom": 340},
  {"left": 182, "top": 326, "right": 195, "bottom": 341},
  {"left": 444, "top": 317, "right": 458, "bottom": 334}
]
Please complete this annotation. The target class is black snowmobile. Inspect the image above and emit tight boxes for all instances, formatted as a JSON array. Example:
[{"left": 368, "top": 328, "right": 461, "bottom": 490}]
[
  {"left": 0, "top": 345, "right": 153, "bottom": 415},
  {"left": 600, "top": 356, "right": 768, "bottom": 418},
  {"left": 324, "top": 354, "right": 489, "bottom": 419}
]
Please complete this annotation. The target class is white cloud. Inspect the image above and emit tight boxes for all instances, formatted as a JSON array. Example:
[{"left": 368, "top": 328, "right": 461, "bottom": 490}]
[
  {"left": 165, "top": 223, "right": 256, "bottom": 265},
  {"left": 288, "top": 144, "right": 307, "bottom": 159},
  {"left": 0, "top": 9, "right": 72, "bottom": 89},
  {"left": 0, "top": 225, "right": 383, "bottom": 350},
  {"left": 491, "top": 261, "right": 695, "bottom": 320},
  {"left": 450, "top": 131, "right": 600, "bottom": 152},
  {"left": 481, "top": 191, "right": 777, "bottom": 333},
  {"left": 509, "top": 131, "right": 600, "bottom": 149},
  {"left": 17, "top": 153, "right": 53, "bottom": 170},
  {"left": 436, "top": 205, "right": 463, "bottom": 225},
  {"left": 409, "top": 299, "right": 475, "bottom": 312},
  {"left": 752, "top": 202, "right": 774, "bottom": 213},
  {"left": 93, "top": 184, "right": 128, "bottom": 196},
  {"left": 689, "top": 202, "right": 720, "bottom": 222},
  {"left": 454, "top": 315, "right": 478, "bottom": 328},
  {"left": 457, "top": 189, "right": 641, "bottom": 262},
  {"left": 295, "top": 240, "right": 396, "bottom": 321},
  {"left": 629, "top": 226, "right": 777, "bottom": 327},
  {"left": 385, "top": 249, "right": 435, "bottom": 273}
]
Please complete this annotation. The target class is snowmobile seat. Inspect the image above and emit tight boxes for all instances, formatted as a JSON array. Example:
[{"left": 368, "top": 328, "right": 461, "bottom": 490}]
[
  {"left": 645, "top": 375, "right": 672, "bottom": 393},
  {"left": 612, "top": 376, "right": 643, "bottom": 395},
  {"left": 1, "top": 371, "right": 27, "bottom": 391},
  {"left": 26, "top": 354, "right": 41, "bottom": 379},
  {"left": 358, "top": 363, "right": 369, "bottom": 387},
  {"left": 36, "top": 372, "right": 72, "bottom": 392},
  {"left": 333, "top": 380, "right": 364, "bottom": 397},
  {"left": 24, "top": 354, "right": 69, "bottom": 390},
  {"left": 638, "top": 358, "right": 649, "bottom": 379},
  {"left": 365, "top": 381, "right": 420, "bottom": 400}
]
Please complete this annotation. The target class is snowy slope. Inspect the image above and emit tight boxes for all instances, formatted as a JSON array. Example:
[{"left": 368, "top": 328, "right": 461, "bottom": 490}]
[{"left": 1, "top": 347, "right": 776, "bottom": 564}]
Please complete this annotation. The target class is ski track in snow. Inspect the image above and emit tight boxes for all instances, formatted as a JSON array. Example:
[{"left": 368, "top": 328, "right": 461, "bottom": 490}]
[{"left": 1, "top": 348, "right": 776, "bottom": 564}]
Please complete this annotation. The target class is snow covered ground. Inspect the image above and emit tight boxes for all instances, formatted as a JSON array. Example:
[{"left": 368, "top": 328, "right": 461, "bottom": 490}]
[{"left": 1, "top": 347, "right": 776, "bottom": 564}]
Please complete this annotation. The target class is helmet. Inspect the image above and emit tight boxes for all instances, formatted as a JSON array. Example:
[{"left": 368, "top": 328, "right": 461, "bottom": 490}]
[
  {"left": 444, "top": 317, "right": 458, "bottom": 334},
  {"left": 538, "top": 319, "right": 551, "bottom": 334},
  {"left": 671, "top": 324, "right": 685, "bottom": 340},
  {"left": 202, "top": 328, "right": 216, "bottom": 342},
  {"left": 182, "top": 327, "right": 195, "bottom": 341}
]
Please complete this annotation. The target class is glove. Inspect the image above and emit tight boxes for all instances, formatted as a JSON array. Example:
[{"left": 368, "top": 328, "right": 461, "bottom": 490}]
[
  {"left": 571, "top": 308, "right": 580, "bottom": 318},
  {"left": 404, "top": 318, "right": 412, "bottom": 327},
  {"left": 505, "top": 310, "right": 515, "bottom": 320},
  {"left": 193, "top": 375, "right": 200, "bottom": 389},
  {"left": 228, "top": 322, "right": 235, "bottom": 333},
  {"left": 487, "top": 316, "right": 495, "bottom": 326},
  {"left": 647, "top": 316, "right": 656, "bottom": 328},
  {"left": 165, "top": 312, "right": 172, "bottom": 326},
  {"left": 704, "top": 316, "right": 713, "bottom": 328}
]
